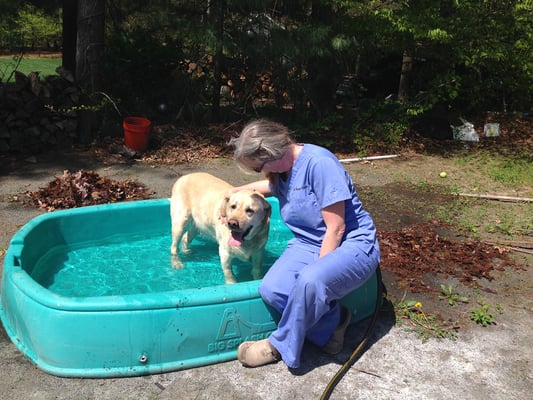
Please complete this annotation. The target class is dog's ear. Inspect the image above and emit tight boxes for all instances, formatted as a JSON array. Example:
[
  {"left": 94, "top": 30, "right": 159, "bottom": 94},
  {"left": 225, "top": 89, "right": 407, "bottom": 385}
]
[
  {"left": 252, "top": 193, "right": 271, "bottom": 224},
  {"left": 218, "top": 194, "right": 230, "bottom": 219},
  {"left": 263, "top": 200, "right": 272, "bottom": 224},
  {"left": 264, "top": 198, "right": 272, "bottom": 220}
]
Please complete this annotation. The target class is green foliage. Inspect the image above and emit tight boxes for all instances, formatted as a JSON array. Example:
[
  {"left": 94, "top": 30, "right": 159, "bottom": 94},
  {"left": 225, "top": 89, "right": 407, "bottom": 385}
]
[
  {"left": 44, "top": 93, "right": 117, "bottom": 115},
  {"left": 406, "top": 72, "right": 461, "bottom": 117},
  {"left": 345, "top": 0, "right": 533, "bottom": 115},
  {"left": 293, "top": 112, "right": 345, "bottom": 149},
  {"left": 394, "top": 298, "right": 458, "bottom": 342},
  {"left": 439, "top": 284, "right": 469, "bottom": 307},
  {"left": 13, "top": 4, "right": 61, "bottom": 49},
  {"left": 449, "top": 0, "right": 533, "bottom": 112},
  {"left": 470, "top": 304, "right": 497, "bottom": 327},
  {"left": 350, "top": 99, "right": 409, "bottom": 153},
  {"left": 104, "top": 29, "right": 188, "bottom": 119},
  {"left": 2, "top": 0, "right": 533, "bottom": 127}
]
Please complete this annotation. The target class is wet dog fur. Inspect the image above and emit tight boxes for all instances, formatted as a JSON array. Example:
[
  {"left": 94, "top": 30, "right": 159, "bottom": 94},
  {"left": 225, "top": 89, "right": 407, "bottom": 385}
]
[{"left": 170, "top": 172, "right": 271, "bottom": 284}]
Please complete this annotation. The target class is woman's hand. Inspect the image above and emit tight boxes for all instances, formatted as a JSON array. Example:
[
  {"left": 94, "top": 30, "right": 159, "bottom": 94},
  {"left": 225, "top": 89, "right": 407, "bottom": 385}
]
[
  {"left": 319, "top": 201, "right": 346, "bottom": 257},
  {"left": 223, "top": 187, "right": 239, "bottom": 200}
]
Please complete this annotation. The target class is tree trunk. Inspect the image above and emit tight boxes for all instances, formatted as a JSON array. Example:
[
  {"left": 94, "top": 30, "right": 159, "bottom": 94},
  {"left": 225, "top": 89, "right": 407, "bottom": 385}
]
[
  {"left": 398, "top": 50, "right": 412, "bottom": 101},
  {"left": 76, "top": 0, "right": 105, "bottom": 90},
  {"left": 211, "top": 0, "right": 225, "bottom": 122},
  {"left": 75, "top": 0, "right": 105, "bottom": 145},
  {"left": 62, "top": 0, "right": 77, "bottom": 74}
]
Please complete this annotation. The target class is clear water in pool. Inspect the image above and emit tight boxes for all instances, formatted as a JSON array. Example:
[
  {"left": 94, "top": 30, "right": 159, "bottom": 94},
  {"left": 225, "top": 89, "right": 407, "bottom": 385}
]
[{"left": 31, "top": 225, "right": 292, "bottom": 297}]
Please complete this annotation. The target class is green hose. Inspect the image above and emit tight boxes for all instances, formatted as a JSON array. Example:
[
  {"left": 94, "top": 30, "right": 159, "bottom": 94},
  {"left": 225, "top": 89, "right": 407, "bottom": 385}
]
[{"left": 320, "top": 266, "right": 386, "bottom": 400}]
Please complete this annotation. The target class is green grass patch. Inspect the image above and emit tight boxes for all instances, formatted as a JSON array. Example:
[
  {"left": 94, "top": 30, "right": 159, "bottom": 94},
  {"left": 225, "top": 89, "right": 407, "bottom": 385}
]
[
  {"left": 489, "top": 156, "right": 533, "bottom": 187},
  {"left": 0, "top": 55, "right": 61, "bottom": 81},
  {"left": 454, "top": 150, "right": 533, "bottom": 193}
]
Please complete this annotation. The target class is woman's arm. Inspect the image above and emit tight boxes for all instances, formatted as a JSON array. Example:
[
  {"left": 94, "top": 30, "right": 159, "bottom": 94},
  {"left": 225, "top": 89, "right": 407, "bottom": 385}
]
[
  {"left": 320, "top": 201, "right": 346, "bottom": 258},
  {"left": 228, "top": 179, "right": 272, "bottom": 197}
]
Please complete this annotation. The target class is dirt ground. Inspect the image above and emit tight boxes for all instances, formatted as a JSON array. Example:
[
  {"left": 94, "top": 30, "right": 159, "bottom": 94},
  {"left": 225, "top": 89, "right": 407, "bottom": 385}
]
[{"left": 0, "top": 121, "right": 531, "bottom": 399}]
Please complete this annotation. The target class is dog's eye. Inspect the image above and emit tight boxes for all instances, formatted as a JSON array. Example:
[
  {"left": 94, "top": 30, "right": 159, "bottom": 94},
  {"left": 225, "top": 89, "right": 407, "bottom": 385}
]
[
  {"left": 230, "top": 204, "right": 237, "bottom": 209},
  {"left": 245, "top": 207, "right": 255, "bottom": 216}
]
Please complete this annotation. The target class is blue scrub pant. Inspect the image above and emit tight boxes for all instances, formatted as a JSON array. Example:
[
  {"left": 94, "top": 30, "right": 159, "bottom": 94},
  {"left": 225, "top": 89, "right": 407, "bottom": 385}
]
[{"left": 259, "top": 239, "right": 380, "bottom": 369}]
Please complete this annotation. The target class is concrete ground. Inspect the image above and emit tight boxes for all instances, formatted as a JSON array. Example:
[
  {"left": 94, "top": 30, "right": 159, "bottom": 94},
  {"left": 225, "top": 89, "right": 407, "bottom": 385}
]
[{"left": 0, "top": 151, "right": 531, "bottom": 400}]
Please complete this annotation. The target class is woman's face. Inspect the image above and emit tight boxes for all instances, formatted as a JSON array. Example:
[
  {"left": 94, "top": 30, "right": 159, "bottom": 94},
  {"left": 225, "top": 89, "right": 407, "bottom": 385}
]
[
  {"left": 244, "top": 150, "right": 291, "bottom": 174},
  {"left": 262, "top": 156, "right": 291, "bottom": 174}
]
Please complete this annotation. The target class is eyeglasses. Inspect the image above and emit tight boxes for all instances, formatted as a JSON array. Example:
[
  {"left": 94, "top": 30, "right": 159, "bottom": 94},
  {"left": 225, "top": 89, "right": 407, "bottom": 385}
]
[{"left": 252, "top": 161, "right": 265, "bottom": 173}]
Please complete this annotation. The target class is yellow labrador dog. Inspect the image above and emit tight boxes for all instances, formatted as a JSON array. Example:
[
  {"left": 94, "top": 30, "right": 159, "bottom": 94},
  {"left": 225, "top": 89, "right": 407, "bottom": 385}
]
[{"left": 170, "top": 172, "right": 271, "bottom": 284}]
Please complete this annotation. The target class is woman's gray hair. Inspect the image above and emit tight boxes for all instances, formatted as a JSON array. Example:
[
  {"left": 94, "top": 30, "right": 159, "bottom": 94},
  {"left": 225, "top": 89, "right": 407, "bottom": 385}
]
[{"left": 229, "top": 119, "right": 294, "bottom": 166}]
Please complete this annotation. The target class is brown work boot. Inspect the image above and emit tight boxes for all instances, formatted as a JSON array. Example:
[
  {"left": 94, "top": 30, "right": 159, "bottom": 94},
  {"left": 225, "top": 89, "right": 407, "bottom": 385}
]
[
  {"left": 238, "top": 339, "right": 281, "bottom": 367},
  {"left": 322, "top": 306, "right": 352, "bottom": 355}
]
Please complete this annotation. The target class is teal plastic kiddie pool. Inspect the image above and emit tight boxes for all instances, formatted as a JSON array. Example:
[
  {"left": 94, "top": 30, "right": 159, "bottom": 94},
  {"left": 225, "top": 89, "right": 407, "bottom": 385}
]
[{"left": 0, "top": 198, "right": 378, "bottom": 377}]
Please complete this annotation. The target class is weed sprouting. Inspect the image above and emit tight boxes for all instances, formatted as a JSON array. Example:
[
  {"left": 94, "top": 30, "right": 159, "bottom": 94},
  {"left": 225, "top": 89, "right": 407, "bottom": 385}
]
[
  {"left": 439, "top": 284, "right": 469, "bottom": 306},
  {"left": 470, "top": 304, "right": 497, "bottom": 327},
  {"left": 394, "top": 296, "right": 459, "bottom": 342}
]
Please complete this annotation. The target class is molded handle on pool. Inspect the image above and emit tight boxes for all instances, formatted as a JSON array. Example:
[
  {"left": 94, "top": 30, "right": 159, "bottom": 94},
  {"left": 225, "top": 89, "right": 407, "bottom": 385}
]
[
  {"left": 5, "top": 244, "right": 23, "bottom": 268},
  {"left": 12, "top": 256, "right": 21, "bottom": 267}
]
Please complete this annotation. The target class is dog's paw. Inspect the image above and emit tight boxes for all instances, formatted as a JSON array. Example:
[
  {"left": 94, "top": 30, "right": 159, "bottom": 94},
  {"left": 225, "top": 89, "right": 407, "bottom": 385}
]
[
  {"left": 222, "top": 269, "right": 238, "bottom": 284},
  {"left": 171, "top": 255, "right": 184, "bottom": 269},
  {"left": 251, "top": 269, "right": 263, "bottom": 281}
]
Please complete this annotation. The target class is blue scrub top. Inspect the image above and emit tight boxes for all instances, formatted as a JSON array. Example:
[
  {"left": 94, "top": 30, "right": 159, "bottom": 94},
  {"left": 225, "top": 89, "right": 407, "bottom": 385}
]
[{"left": 270, "top": 144, "right": 377, "bottom": 254}]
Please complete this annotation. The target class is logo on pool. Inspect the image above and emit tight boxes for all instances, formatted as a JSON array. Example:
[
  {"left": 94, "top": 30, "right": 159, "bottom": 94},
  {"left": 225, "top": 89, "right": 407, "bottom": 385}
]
[{"left": 207, "top": 307, "right": 275, "bottom": 353}]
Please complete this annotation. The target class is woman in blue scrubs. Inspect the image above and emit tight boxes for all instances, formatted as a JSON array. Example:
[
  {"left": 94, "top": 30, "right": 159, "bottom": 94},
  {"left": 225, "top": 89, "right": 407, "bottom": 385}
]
[{"left": 228, "top": 119, "right": 380, "bottom": 370}]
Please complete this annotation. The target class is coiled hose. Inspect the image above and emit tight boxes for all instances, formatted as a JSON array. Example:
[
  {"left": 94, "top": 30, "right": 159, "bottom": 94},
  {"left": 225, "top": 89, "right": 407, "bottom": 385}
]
[{"left": 320, "top": 266, "right": 386, "bottom": 400}]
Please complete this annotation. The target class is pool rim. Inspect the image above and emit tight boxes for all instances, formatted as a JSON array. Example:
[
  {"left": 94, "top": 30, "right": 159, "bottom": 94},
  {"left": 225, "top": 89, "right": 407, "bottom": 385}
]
[{"left": 3, "top": 198, "right": 271, "bottom": 311}]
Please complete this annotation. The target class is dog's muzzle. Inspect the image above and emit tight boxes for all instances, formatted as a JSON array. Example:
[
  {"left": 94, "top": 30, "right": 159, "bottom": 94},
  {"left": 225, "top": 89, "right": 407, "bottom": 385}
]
[{"left": 227, "top": 223, "right": 253, "bottom": 247}]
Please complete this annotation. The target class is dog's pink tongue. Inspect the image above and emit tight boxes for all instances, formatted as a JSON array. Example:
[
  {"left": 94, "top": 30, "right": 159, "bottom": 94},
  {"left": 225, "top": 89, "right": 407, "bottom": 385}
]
[{"left": 228, "top": 231, "right": 243, "bottom": 247}]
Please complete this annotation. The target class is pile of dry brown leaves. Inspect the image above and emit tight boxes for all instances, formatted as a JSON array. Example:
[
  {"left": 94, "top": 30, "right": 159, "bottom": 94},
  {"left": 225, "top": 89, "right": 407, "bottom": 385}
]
[{"left": 27, "top": 170, "right": 152, "bottom": 211}]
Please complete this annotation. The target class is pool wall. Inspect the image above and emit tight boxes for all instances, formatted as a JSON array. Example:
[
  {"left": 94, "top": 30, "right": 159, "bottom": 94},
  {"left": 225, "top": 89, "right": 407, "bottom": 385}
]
[{"left": 0, "top": 199, "right": 378, "bottom": 377}]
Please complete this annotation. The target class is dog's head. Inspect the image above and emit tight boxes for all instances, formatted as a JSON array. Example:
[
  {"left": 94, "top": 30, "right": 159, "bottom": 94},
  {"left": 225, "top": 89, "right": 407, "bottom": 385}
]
[{"left": 219, "top": 190, "right": 271, "bottom": 247}]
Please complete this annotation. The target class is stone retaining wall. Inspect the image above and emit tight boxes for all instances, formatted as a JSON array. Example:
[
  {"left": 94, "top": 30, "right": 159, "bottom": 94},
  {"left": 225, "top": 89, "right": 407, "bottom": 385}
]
[{"left": 0, "top": 68, "right": 84, "bottom": 153}]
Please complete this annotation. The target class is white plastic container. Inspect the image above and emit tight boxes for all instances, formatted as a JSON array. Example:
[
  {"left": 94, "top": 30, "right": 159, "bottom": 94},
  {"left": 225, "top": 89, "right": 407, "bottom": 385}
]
[{"left": 483, "top": 123, "right": 500, "bottom": 137}]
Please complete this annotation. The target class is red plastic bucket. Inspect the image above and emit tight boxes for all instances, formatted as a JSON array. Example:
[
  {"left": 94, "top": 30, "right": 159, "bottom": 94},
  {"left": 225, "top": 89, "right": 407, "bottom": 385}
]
[{"left": 123, "top": 117, "right": 151, "bottom": 152}]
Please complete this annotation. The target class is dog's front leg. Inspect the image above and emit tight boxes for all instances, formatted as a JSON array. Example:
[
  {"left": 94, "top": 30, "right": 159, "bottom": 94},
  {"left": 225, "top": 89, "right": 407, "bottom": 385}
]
[
  {"left": 219, "top": 248, "right": 237, "bottom": 284},
  {"left": 250, "top": 251, "right": 265, "bottom": 281}
]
